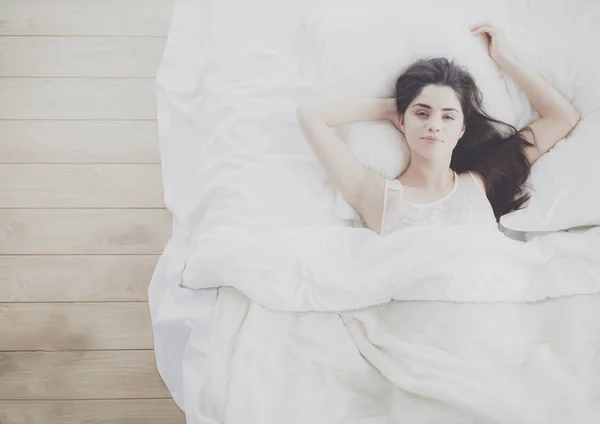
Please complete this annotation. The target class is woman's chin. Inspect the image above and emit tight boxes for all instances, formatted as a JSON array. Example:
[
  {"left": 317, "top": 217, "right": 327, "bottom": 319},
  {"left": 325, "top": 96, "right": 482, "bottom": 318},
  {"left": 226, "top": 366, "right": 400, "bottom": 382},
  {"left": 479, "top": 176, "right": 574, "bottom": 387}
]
[{"left": 415, "top": 149, "right": 449, "bottom": 161}]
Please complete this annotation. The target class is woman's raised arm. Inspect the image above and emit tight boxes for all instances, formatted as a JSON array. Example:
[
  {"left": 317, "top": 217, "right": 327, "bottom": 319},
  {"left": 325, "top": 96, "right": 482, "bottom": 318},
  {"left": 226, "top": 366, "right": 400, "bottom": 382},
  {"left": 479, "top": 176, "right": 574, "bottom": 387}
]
[{"left": 470, "top": 23, "right": 581, "bottom": 164}]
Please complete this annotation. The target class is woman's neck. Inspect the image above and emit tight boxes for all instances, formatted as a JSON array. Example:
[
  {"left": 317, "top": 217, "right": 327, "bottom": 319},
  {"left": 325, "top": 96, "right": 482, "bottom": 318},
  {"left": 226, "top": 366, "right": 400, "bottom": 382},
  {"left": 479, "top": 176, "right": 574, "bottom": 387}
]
[{"left": 398, "top": 159, "right": 454, "bottom": 191}]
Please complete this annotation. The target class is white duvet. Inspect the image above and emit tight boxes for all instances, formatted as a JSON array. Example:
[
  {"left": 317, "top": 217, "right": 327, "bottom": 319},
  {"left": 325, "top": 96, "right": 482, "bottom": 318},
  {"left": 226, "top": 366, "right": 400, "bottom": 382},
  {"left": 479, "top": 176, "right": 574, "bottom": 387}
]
[
  {"left": 181, "top": 223, "right": 600, "bottom": 310},
  {"left": 148, "top": 0, "right": 600, "bottom": 422}
]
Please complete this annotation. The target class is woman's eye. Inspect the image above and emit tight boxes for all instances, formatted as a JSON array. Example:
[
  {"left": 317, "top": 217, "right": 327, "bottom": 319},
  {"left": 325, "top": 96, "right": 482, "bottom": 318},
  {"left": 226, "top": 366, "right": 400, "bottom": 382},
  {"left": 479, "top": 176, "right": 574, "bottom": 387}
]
[{"left": 417, "top": 112, "right": 454, "bottom": 120}]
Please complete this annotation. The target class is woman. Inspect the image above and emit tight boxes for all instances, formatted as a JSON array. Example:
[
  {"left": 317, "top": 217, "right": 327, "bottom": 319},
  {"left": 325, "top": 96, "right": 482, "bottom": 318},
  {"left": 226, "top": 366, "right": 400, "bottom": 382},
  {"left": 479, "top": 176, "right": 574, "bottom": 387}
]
[{"left": 297, "top": 22, "right": 581, "bottom": 236}]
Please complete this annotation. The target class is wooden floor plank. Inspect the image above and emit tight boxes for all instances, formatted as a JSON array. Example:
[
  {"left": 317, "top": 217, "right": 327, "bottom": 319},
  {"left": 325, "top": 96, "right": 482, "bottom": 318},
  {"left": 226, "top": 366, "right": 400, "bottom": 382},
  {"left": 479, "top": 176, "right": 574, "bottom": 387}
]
[
  {"left": 0, "top": 120, "right": 160, "bottom": 164},
  {"left": 0, "top": 79, "right": 156, "bottom": 120},
  {"left": 0, "top": 303, "right": 153, "bottom": 351},
  {"left": 0, "top": 255, "right": 157, "bottom": 302},
  {"left": 0, "top": 37, "right": 166, "bottom": 78},
  {"left": 0, "top": 164, "right": 165, "bottom": 208},
  {"left": 0, "top": 0, "right": 174, "bottom": 36},
  {"left": 0, "top": 399, "right": 185, "bottom": 424},
  {"left": 0, "top": 351, "right": 170, "bottom": 399},
  {"left": 0, "top": 209, "right": 172, "bottom": 254}
]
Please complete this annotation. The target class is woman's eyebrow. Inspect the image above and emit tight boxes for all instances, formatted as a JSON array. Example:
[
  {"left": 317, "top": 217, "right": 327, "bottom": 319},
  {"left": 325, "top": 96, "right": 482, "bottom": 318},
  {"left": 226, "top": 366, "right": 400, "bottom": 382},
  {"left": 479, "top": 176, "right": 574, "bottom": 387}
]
[{"left": 412, "top": 103, "right": 460, "bottom": 113}]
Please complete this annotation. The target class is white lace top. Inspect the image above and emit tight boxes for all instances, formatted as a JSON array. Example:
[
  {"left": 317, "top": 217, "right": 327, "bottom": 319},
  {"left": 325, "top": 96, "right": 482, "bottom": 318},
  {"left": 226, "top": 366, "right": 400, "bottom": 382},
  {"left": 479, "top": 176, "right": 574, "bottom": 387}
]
[{"left": 378, "top": 171, "right": 498, "bottom": 236}]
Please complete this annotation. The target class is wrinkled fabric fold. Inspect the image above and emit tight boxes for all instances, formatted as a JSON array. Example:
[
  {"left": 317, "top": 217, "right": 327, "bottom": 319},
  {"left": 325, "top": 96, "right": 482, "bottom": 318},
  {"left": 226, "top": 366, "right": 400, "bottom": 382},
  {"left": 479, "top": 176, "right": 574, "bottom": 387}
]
[
  {"left": 148, "top": 0, "right": 600, "bottom": 421},
  {"left": 181, "top": 223, "right": 600, "bottom": 311}
]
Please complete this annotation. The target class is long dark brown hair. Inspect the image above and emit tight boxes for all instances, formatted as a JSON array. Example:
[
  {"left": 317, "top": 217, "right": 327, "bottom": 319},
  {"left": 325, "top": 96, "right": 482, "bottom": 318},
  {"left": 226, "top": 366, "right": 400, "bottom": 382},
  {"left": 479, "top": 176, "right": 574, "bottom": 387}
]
[{"left": 393, "top": 57, "right": 536, "bottom": 221}]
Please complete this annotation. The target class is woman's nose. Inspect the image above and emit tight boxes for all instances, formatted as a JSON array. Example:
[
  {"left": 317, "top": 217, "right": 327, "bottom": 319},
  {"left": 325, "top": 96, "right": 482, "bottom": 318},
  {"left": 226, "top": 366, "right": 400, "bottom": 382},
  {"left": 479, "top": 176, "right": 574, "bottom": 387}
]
[{"left": 428, "top": 119, "right": 442, "bottom": 131}]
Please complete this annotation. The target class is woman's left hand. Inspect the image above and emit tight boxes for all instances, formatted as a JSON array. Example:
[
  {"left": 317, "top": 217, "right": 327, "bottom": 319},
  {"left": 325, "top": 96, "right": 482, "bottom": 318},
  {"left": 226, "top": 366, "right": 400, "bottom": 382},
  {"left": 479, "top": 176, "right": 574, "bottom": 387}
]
[{"left": 469, "top": 22, "right": 517, "bottom": 68}]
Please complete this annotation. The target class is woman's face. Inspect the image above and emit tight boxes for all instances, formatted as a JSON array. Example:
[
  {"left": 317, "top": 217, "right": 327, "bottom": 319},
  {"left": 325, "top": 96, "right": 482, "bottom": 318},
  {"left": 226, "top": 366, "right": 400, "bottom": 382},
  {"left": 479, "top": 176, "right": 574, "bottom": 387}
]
[{"left": 398, "top": 84, "right": 466, "bottom": 160}]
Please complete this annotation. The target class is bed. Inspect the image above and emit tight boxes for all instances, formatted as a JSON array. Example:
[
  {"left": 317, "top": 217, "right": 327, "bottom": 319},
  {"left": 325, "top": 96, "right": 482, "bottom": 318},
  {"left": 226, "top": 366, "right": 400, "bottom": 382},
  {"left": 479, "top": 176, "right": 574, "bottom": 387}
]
[{"left": 148, "top": 0, "right": 600, "bottom": 422}]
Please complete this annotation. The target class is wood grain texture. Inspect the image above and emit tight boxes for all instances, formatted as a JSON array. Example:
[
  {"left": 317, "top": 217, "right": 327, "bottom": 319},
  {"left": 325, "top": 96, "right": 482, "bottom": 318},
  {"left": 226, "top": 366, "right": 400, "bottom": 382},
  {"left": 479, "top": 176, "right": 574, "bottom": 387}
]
[
  {"left": 0, "top": 0, "right": 174, "bottom": 36},
  {"left": 0, "top": 164, "right": 165, "bottom": 208},
  {"left": 0, "top": 78, "right": 157, "bottom": 120},
  {"left": 0, "top": 351, "right": 171, "bottom": 399},
  {"left": 0, "top": 209, "right": 172, "bottom": 254},
  {"left": 0, "top": 0, "right": 179, "bottom": 416},
  {"left": 0, "top": 399, "right": 185, "bottom": 424},
  {"left": 0, "top": 120, "right": 160, "bottom": 164},
  {"left": 0, "top": 37, "right": 167, "bottom": 77},
  {"left": 0, "top": 255, "right": 157, "bottom": 302},
  {"left": 0, "top": 303, "right": 153, "bottom": 351}
]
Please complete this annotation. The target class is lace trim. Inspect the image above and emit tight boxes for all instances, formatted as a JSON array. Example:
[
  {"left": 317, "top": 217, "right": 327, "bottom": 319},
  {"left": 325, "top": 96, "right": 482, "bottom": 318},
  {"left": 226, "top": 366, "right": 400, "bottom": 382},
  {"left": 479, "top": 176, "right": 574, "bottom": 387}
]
[
  {"left": 388, "top": 170, "right": 459, "bottom": 207},
  {"left": 381, "top": 172, "right": 496, "bottom": 236},
  {"left": 380, "top": 178, "right": 389, "bottom": 235},
  {"left": 468, "top": 171, "right": 485, "bottom": 194},
  {"left": 385, "top": 197, "right": 472, "bottom": 234}
]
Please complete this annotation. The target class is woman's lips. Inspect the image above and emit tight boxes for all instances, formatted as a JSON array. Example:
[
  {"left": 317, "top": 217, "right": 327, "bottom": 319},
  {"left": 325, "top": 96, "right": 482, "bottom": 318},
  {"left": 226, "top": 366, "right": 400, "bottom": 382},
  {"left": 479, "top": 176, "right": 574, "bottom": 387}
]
[{"left": 423, "top": 137, "right": 441, "bottom": 144}]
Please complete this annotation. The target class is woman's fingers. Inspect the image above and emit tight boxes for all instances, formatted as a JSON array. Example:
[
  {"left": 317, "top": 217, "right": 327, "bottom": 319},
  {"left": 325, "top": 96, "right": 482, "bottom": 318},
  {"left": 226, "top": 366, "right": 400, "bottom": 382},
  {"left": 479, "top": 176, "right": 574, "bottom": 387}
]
[
  {"left": 470, "top": 24, "right": 491, "bottom": 32},
  {"left": 469, "top": 23, "right": 499, "bottom": 34},
  {"left": 468, "top": 22, "right": 514, "bottom": 66},
  {"left": 473, "top": 27, "right": 495, "bottom": 36},
  {"left": 469, "top": 21, "right": 494, "bottom": 30}
]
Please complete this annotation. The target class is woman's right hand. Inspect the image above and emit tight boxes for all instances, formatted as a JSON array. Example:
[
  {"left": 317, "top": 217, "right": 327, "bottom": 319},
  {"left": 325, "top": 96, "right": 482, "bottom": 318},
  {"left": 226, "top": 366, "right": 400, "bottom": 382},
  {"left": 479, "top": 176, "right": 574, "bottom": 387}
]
[{"left": 469, "top": 22, "right": 518, "bottom": 69}]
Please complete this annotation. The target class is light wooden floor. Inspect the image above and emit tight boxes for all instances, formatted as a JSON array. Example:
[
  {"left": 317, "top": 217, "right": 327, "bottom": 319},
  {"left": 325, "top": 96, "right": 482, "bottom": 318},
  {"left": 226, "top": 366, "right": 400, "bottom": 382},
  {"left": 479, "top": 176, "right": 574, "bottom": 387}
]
[{"left": 0, "top": 1, "right": 185, "bottom": 422}]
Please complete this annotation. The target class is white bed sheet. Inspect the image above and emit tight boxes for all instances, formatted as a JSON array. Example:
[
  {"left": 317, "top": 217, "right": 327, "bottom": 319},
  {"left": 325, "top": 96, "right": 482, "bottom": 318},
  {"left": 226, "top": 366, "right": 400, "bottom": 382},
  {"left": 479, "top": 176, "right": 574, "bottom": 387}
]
[{"left": 148, "top": 0, "right": 600, "bottom": 422}]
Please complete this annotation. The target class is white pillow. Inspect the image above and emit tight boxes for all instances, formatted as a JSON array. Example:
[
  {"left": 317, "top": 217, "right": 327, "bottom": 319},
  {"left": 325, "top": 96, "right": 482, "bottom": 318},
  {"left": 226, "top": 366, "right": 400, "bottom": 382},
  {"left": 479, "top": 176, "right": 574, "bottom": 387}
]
[
  {"left": 499, "top": 113, "right": 600, "bottom": 231},
  {"left": 302, "top": 0, "right": 600, "bottom": 231},
  {"left": 495, "top": 1, "right": 600, "bottom": 231},
  {"left": 301, "top": 0, "right": 528, "bottom": 223},
  {"left": 333, "top": 120, "right": 410, "bottom": 221}
]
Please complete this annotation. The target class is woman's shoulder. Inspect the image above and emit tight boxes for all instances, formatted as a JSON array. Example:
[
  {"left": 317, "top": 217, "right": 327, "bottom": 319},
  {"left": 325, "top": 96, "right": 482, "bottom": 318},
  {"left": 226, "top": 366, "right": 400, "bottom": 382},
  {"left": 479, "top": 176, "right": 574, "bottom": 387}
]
[{"left": 464, "top": 170, "right": 487, "bottom": 193}]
